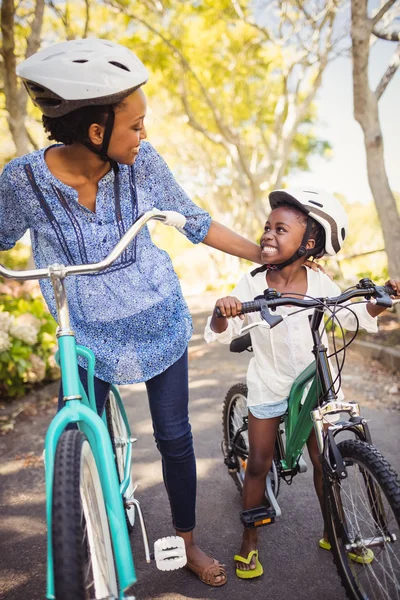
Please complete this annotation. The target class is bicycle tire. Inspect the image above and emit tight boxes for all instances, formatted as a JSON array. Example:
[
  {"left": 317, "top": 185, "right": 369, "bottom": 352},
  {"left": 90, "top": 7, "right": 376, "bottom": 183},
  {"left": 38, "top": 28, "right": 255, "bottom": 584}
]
[
  {"left": 105, "top": 390, "right": 135, "bottom": 532},
  {"left": 324, "top": 439, "right": 400, "bottom": 600},
  {"left": 222, "top": 383, "right": 280, "bottom": 499},
  {"left": 52, "top": 430, "right": 118, "bottom": 600}
]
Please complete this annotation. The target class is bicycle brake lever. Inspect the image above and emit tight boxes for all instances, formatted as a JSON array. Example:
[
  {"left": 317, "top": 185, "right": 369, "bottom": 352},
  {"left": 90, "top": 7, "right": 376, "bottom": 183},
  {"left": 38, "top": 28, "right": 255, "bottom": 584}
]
[
  {"left": 372, "top": 286, "right": 393, "bottom": 309},
  {"left": 260, "top": 301, "right": 283, "bottom": 328}
]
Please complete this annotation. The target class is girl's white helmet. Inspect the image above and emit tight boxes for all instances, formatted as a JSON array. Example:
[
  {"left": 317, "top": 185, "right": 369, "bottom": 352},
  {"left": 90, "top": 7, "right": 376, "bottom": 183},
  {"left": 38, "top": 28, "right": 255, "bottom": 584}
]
[
  {"left": 269, "top": 187, "right": 348, "bottom": 256},
  {"left": 17, "top": 38, "right": 149, "bottom": 117}
]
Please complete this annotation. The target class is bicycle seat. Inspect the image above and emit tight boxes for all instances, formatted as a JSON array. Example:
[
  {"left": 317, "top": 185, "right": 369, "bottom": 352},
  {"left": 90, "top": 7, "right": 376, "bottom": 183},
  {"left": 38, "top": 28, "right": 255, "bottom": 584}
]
[{"left": 230, "top": 333, "right": 252, "bottom": 353}]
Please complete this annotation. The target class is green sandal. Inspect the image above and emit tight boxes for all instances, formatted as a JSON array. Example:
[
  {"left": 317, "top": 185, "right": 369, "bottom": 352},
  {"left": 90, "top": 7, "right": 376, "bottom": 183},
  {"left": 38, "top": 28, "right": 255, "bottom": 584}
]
[
  {"left": 234, "top": 550, "right": 263, "bottom": 579},
  {"left": 319, "top": 538, "right": 374, "bottom": 564}
]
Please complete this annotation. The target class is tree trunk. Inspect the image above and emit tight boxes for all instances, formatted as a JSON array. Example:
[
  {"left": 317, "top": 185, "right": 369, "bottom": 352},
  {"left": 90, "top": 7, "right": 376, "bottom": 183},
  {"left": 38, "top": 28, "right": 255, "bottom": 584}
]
[
  {"left": 1, "top": 0, "right": 44, "bottom": 157},
  {"left": 351, "top": 0, "right": 400, "bottom": 281},
  {"left": 363, "top": 116, "right": 400, "bottom": 279}
]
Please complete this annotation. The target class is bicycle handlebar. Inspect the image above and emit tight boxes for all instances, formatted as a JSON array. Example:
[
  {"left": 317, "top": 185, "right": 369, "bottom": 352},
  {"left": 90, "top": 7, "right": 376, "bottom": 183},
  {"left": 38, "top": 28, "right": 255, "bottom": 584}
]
[
  {"left": 0, "top": 209, "right": 186, "bottom": 281},
  {"left": 215, "top": 279, "right": 395, "bottom": 326}
]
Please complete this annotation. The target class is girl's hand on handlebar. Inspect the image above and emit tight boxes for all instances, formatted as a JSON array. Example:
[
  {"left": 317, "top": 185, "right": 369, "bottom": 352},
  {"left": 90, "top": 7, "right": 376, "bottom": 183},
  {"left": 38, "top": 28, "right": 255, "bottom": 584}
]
[
  {"left": 386, "top": 278, "right": 400, "bottom": 299},
  {"left": 214, "top": 297, "right": 244, "bottom": 320}
]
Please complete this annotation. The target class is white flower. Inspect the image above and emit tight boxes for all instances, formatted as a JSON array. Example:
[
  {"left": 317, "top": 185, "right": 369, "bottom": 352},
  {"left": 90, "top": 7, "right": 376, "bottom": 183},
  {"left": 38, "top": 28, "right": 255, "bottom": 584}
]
[
  {"left": 13, "top": 314, "right": 41, "bottom": 332},
  {"left": 26, "top": 354, "right": 46, "bottom": 383},
  {"left": 9, "top": 322, "right": 38, "bottom": 346},
  {"left": 0, "top": 331, "right": 11, "bottom": 353},
  {"left": 0, "top": 312, "right": 14, "bottom": 333}
]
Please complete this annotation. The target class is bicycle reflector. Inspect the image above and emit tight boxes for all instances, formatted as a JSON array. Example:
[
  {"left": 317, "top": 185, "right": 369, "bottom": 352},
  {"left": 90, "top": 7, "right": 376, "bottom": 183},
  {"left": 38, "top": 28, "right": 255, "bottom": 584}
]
[
  {"left": 240, "top": 506, "right": 276, "bottom": 528},
  {"left": 154, "top": 536, "right": 187, "bottom": 571}
]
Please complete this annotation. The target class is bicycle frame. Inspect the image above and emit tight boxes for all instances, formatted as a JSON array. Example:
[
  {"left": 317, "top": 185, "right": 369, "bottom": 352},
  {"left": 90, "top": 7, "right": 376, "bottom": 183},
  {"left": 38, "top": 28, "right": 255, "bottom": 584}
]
[
  {"left": 45, "top": 333, "right": 136, "bottom": 599},
  {"left": 277, "top": 306, "right": 364, "bottom": 475}
]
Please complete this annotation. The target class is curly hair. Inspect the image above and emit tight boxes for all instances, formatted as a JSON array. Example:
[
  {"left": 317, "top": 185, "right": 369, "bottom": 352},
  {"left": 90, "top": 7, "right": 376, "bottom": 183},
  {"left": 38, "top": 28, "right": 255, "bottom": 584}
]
[{"left": 42, "top": 105, "right": 111, "bottom": 145}]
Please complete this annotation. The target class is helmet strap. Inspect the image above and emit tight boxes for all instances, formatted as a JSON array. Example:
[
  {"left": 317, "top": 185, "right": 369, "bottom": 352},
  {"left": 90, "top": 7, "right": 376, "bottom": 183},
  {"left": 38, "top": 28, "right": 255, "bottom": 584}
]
[{"left": 83, "top": 106, "right": 119, "bottom": 174}]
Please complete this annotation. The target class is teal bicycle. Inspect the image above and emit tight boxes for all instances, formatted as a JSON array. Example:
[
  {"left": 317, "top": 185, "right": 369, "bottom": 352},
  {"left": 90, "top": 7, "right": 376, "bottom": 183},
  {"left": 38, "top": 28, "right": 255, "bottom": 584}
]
[
  {"left": 220, "top": 281, "right": 400, "bottom": 600},
  {"left": 0, "top": 209, "right": 188, "bottom": 600}
]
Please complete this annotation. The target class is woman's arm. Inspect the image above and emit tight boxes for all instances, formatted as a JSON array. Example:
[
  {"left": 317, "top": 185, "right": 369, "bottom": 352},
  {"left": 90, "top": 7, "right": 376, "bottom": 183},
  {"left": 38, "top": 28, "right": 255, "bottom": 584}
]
[{"left": 202, "top": 220, "right": 262, "bottom": 264}]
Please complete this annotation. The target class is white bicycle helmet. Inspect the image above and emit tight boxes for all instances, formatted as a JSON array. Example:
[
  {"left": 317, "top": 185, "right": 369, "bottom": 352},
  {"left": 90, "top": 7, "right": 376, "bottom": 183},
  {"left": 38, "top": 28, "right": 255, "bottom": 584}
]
[
  {"left": 269, "top": 187, "right": 348, "bottom": 257},
  {"left": 16, "top": 38, "right": 149, "bottom": 117}
]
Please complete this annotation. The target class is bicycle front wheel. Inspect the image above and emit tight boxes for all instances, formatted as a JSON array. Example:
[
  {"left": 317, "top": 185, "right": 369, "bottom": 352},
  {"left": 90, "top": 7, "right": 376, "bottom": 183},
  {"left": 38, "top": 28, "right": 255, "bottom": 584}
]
[
  {"left": 52, "top": 430, "right": 118, "bottom": 600},
  {"left": 324, "top": 439, "right": 400, "bottom": 600}
]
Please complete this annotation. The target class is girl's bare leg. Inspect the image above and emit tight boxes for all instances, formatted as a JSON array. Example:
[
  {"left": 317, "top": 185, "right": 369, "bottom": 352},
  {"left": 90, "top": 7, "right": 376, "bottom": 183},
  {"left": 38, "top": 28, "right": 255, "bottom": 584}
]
[{"left": 237, "top": 414, "right": 281, "bottom": 572}]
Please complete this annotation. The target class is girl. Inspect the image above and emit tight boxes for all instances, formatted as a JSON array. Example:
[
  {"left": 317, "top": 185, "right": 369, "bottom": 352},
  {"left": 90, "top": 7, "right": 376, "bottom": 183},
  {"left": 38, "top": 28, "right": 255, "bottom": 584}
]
[
  {"left": 205, "top": 187, "right": 400, "bottom": 578},
  {"left": 0, "top": 38, "right": 268, "bottom": 586}
]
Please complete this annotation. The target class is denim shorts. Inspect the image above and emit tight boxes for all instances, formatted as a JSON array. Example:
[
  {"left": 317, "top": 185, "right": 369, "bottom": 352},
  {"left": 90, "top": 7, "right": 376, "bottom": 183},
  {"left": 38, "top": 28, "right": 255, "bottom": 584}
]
[{"left": 249, "top": 398, "right": 288, "bottom": 420}]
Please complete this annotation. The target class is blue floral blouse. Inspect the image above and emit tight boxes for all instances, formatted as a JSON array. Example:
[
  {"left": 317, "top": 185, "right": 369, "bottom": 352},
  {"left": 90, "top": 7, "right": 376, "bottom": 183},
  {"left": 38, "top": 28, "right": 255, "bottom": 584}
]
[{"left": 0, "top": 141, "right": 212, "bottom": 383}]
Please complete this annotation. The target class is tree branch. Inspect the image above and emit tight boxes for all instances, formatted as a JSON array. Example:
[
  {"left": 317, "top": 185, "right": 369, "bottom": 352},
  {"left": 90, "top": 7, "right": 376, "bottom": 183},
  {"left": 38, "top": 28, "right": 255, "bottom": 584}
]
[
  {"left": 83, "top": 0, "right": 90, "bottom": 38},
  {"left": 230, "top": 0, "right": 273, "bottom": 43},
  {"left": 18, "top": 0, "right": 45, "bottom": 107},
  {"left": 372, "top": 27, "right": 400, "bottom": 41},
  {"left": 371, "top": 0, "right": 397, "bottom": 26},
  {"left": 24, "top": 0, "right": 45, "bottom": 59},
  {"left": 375, "top": 42, "right": 400, "bottom": 100},
  {"left": 108, "top": 0, "right": 238, "bottom": 145}
]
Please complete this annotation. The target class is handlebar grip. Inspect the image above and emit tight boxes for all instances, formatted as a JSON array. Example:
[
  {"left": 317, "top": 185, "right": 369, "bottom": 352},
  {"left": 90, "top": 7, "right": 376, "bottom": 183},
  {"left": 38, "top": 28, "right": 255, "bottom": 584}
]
[
  {"left": 159, "top": 211, "right": 187, "bottom": 230},
  {"left": 214, "top": 301, "right": 262, "bottom": 318},
  {"left": 240, "top": 300, "right": 263, "bottom": 314}
]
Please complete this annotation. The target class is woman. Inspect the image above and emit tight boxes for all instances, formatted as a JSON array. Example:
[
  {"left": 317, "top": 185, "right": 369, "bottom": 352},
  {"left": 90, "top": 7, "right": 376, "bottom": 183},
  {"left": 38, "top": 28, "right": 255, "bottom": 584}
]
[{"left": 0, "top": 38, "right": 265, "bottom": 586}]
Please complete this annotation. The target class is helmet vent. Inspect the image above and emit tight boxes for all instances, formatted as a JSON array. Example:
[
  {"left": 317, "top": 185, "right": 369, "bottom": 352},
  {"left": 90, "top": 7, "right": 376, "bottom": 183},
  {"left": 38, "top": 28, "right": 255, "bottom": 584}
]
[
  {"left": 341, "top": 227, "right": 346, "bottom": 240},
  {"left": 308, "top": 200, "right": 323, "bottom": 208},
  {"left": 73, "top": 59, "right": 89, "bottom": 63},
  {"left": 43, "top": 52, "right": 66, "bottom": 61},
  {"left": 27, "top": 83, "right": 46, "bottom": 93},
  {"left": 109, "top": 61, "right": 130, "bottom": 71},
  {"left": 40, "top": 98, "right": 62, "bottom": 107}
]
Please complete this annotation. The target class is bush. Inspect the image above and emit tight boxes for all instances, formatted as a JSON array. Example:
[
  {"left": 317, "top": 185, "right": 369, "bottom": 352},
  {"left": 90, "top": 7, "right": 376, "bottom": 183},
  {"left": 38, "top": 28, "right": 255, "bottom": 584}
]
[{"left": 0, "top": 291, "right": 59, "bottom": 401}]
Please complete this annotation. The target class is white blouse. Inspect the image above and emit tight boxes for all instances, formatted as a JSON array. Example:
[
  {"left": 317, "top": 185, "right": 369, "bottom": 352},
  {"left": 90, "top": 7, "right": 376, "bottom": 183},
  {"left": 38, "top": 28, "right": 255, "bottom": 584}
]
[{"left": 204, "top": 267, "right": 378, "bottom": 407}]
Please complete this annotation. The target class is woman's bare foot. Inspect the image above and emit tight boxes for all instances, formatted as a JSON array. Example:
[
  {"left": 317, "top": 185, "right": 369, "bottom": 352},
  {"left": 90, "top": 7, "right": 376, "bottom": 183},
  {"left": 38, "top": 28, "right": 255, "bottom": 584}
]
[{"left": 236, "top": 528, "right": 258, "bottom": 572}]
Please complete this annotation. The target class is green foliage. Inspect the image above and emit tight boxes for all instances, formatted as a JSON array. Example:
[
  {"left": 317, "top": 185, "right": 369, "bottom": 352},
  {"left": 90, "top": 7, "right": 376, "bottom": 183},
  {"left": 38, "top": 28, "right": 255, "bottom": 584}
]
[
  {"left": 0, "top": 292, "right": 58, "bottom": 401},
  {"left": 0, "top": 241, "right": 30, "bottom": 270}
]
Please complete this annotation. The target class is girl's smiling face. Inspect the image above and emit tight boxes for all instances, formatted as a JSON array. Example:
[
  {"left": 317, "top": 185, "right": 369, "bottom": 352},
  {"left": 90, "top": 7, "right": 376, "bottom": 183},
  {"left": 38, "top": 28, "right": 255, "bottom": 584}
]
[{"left": 260, "top": 206, "right": 315, "bottom": 265}]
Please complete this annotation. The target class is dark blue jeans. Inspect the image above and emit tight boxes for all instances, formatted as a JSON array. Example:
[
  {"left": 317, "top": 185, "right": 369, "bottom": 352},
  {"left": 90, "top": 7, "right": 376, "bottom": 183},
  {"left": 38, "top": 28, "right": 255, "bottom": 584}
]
[{"left": 58, "top": 349, "right": 196, "bottom": 532}]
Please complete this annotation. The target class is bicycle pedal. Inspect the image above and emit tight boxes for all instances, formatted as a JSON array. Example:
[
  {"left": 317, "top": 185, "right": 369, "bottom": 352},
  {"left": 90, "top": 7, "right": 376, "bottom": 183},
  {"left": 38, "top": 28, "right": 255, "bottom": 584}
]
[
  {"left": 240, "top": 506, "right": 276, "bottom": 528},
  {"left": 154, "top": 536, "right": 187, "bottom": 571}
]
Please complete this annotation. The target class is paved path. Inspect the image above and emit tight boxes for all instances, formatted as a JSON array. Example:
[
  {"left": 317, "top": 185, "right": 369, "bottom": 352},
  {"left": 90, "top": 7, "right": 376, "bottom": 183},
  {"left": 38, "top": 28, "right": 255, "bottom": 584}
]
[{"left": 0, "top": 295, "right": 399, "bottom": 600}]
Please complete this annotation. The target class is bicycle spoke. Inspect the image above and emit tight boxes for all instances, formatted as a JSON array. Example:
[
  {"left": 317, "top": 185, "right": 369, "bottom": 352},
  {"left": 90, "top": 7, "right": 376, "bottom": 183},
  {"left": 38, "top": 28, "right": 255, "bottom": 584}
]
[{"left": 328, "top": 441, "right": 400, "bottom": 600}]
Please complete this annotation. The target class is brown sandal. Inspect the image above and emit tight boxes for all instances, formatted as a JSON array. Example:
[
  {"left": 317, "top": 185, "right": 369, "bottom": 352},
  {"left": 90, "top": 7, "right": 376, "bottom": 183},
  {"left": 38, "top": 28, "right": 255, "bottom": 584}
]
[{"left": 186, "top": 557, "right": 227, "bottom": 587}]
